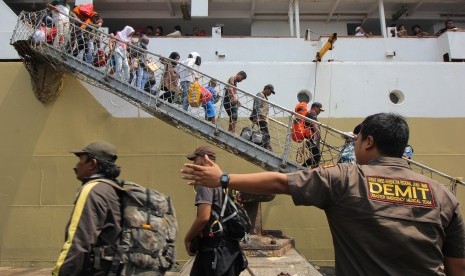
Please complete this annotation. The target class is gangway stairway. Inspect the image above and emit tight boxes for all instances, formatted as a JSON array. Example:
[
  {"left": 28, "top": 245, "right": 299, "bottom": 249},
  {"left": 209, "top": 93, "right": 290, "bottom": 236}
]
[{"left": 10, "top": 9, "right": 464, "bottom": 192}]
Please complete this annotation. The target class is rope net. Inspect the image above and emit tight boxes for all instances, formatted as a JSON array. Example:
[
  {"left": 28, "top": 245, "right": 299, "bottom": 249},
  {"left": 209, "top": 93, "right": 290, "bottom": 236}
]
[{"left": 10, "top": 9, "right": 462, "bottom": 193}]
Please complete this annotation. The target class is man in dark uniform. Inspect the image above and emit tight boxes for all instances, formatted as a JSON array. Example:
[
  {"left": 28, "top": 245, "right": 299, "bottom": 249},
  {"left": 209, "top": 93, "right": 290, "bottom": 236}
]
[
  {"left": 184, "top": 146, "right": 246, "bottom": 276},
  {"left": 182, "top": 113, "right": 465, "bottom": 275},
  {"left": 52, "top": 140, "right": 122, "bottom": 276},
  {"left": 303, "top": 102, "right": 324, "bottom": 168}
]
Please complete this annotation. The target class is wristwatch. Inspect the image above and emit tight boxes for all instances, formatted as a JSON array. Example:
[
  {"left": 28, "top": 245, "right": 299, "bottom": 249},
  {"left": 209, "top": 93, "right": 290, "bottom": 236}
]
[{"left": 220, "top": 172, "right": 230, "bottom": 189}]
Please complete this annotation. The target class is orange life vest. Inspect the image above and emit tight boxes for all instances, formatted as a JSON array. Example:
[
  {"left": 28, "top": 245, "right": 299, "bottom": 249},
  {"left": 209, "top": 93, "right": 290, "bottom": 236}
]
[{"left": 291, "top": 102, "right": 311, "bottom": 143}]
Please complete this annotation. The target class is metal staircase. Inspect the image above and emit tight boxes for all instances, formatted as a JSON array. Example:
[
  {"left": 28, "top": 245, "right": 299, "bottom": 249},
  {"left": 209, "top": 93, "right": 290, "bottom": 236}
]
[{"left": 10, "top": 9, "right": 463, "bottom": 192}]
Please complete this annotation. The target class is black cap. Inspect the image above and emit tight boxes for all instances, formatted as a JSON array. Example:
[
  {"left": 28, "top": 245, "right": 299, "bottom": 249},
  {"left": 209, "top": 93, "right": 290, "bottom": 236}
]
[
  {"left": 311, "top": 102, "right": 325, "bottom": 112},
  {"left": 187, "top": 146, "right": 216, "bottom": 161},
  {"left": 72, "top": 141, "right": 118, "bottom": 163},
  {"left": 264, "top": 84, "right": 276, "bottom": 94}
]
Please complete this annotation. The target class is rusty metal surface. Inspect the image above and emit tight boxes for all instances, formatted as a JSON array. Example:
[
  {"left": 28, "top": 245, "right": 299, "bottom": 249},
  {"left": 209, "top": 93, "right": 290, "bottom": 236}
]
[{"left": 241, "top": 234, "right": 293, "bottom": 258}]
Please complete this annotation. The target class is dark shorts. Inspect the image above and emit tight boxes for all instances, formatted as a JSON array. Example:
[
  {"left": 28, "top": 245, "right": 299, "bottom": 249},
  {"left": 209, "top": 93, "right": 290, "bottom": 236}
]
[
  {"left": 190, "top": 239, "right": 246, "bottom": 276},
  {"left": 223, "top": 96, "right": 238, "bottom": 120}
]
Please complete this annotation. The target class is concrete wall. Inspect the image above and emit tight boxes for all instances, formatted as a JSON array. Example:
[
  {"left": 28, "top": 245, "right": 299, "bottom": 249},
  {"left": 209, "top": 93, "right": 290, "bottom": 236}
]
[{"left": 0, "top": 63, "right": 464, "bottom": 268}]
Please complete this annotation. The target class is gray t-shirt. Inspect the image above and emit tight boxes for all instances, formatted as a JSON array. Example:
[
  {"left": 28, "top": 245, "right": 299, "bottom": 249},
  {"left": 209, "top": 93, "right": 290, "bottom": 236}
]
[{"left": 195, "top": 186, "right": 223, "bottom": 217}]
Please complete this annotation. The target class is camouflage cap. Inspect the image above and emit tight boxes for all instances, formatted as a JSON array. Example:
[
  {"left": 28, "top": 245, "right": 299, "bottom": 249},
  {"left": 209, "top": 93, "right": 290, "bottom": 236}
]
[
  {"left": 187, "top": 146, "right": 216, "bottom": 161},
  {"left": 72, "top": 140, "right": 118, "bottom": 163}
]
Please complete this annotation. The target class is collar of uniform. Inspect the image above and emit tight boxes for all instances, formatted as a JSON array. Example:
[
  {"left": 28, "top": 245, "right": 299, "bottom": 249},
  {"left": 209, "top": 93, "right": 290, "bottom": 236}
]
[
  {"left": 82, "top": 174, "right": 105, "bottom": 184},
  {"left": 365, "top": 156, "right": 410, "bottom": 168}
]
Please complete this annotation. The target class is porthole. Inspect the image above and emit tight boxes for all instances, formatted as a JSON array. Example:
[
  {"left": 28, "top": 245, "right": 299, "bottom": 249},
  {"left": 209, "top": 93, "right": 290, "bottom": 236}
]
[{"left": 389, "top": 89, "right": 405, "bottom": 105}]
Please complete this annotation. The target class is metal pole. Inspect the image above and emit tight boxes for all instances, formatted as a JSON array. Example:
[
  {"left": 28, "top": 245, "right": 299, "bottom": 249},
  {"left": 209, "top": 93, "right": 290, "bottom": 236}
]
[
  {"left": 294, "top": 0, "right": 300, "bottom": 38},
  {"left": 378, "top": 0, "right": 387, "bottom": 38},
  {"left": 289, "top": 0, "right": 295, "bottom": 37}
]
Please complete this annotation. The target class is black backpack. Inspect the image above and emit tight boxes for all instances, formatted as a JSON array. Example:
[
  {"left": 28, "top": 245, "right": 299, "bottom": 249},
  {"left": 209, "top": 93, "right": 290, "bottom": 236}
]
[{"left": 208, "top": 189, "right": 252, "bottom": 240}]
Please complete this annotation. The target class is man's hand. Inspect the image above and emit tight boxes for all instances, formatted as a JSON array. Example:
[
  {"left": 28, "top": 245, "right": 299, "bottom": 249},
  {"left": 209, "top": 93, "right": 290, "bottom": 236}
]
[
  {"left": 181, "top": 155, "right": 222, "bottom": 188},
  {"left": 184, "top": 239, "right": 195, "bottom": 256}
]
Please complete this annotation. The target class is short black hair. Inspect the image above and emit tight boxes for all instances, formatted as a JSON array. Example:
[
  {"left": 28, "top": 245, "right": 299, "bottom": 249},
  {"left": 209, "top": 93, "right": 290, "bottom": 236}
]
[
  {"left": 168, "top": 51, "right": 180, "bottom": 60},
  {"left": 359, "top": 113, "right": 409, "bottom": 158},
  {"left": 146, "top": 25, "right": 154, "bottom": 31},
  {"left": 353, "top": 123, "right": 362, "bottom": 135},
  {"left": 175, "top": 25, "right": 181, "bottom": 32},
  {"left": 238, "top": 71, "right": 247, "bottom": 79}
]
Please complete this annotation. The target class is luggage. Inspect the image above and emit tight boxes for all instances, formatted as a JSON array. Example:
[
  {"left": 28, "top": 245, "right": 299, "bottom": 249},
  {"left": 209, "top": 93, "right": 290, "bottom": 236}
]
[
  {"left": 240, "top": 125, "right": 263, "bottom": 146},
  {"left": 130, "top": 58, "right": 139, "bottom": 71},
  {"left": 79, "top": 3, "right": 95, "bottom": 18},
  {"left": 146, "top": 60, "right": 158, "bottom": 73},
  {"left": 200, "top": 86, "right": 213, "bottom": 104},
  {"left": 97, "top": 179, "right": 178, "bottom": 274},
  {"left": 93, "top": 49, "right": 108, "bottom": 67},
  {"left": 188, "top": 81, "right": 202, "bottom": 107}
]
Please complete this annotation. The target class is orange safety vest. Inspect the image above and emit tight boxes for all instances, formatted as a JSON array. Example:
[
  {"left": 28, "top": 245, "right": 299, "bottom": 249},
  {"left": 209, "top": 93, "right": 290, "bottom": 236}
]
[{"left": 291, "top": 102, "right": 312, "bottom": 143}]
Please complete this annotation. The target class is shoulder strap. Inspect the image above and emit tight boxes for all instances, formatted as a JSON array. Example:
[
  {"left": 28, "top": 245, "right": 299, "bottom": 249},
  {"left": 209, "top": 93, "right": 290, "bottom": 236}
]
[
  {"left": 220, "top": 188, "right": 238, "bottom": 221},
  {"left": 88, "top": 178, "right": 124, "bottom": 192}
]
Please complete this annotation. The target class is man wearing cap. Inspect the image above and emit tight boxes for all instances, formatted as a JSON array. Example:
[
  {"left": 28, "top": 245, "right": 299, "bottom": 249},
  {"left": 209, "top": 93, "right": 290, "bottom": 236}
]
[
  {"left": 302, "top": 102, "right": 324, "bottom": 167},
  {"left": 52, "top": 141, "right": 122, "bottom": 276},
  {"left": 249, "top": 84, "right": 275, "bottom": 151},
  {"left": 184, "top": 146, "right": 246, "bottom": 276}
]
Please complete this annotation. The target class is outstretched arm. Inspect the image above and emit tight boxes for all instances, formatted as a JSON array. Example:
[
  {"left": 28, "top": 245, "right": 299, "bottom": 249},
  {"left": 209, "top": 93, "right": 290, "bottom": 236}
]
[{"left": 181, "top": 155, "right": 290, "bottom": 195}]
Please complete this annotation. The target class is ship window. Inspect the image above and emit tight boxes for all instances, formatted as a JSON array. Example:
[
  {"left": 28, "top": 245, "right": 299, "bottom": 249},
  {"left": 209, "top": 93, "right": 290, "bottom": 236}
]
[{"left": 389, "top": 89, "right": 404, "bottom": 104}]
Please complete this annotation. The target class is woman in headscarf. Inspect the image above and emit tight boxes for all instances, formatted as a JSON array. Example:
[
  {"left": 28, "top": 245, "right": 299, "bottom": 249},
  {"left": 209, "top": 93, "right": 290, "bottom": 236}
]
[{"left": 111, "top": 25, "right": 134, "bottom": 82}]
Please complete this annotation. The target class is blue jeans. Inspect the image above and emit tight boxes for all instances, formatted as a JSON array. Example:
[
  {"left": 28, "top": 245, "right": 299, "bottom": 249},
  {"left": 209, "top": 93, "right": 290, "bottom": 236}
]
[
  {"left": 84, "top": 39, "right": 95, "bottom": 64},
  {"left": 180, "top": 81, "right": 191, "bottom": 111},
  {"left": 136, "top": 66, "right": 148, "bottom": 90}
]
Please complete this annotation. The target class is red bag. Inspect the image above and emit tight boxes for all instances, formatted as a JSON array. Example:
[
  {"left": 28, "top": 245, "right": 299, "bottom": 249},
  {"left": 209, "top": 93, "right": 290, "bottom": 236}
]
[
  {"left": 79, "top": 3, "right": 95, "bottom": 18},
  {"left": 46, "top": 27, "right": 57, "bottom": 44},
  {"left": 93, "top": 49, "right": 108, "bottom": 67},
  {"left": 200, "top": 86, "right": 213, "bottom": 104}
]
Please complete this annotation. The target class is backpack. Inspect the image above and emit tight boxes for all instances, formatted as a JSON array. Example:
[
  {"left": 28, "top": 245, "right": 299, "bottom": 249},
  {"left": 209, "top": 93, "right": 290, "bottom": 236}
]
[
  {"left": 240, "top": 126, "right": 252, "bottom": 141},
  {"left": 98, "top": 179, "right": 178, "bottom": 275},
  {"left": 93, "top": 49, "right": 108, "bottom": 68},
  {"left": 200, "top": 86, "right": 213, "bottom": 104},
  {"left": 79, "top": 3, "right": 95, "bottom": 18},
  {"left": 207, "top": 189, "right": 252, "bottom": 240},
  {"left": 240, "top": 125, "right": 263, "bottom": 146}
]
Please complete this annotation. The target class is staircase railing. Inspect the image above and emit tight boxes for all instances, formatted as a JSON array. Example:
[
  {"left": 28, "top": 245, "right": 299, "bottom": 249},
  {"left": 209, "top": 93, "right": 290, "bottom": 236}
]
[{"left": 10, "top": 9, "right": 464, "bottom": 193}]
